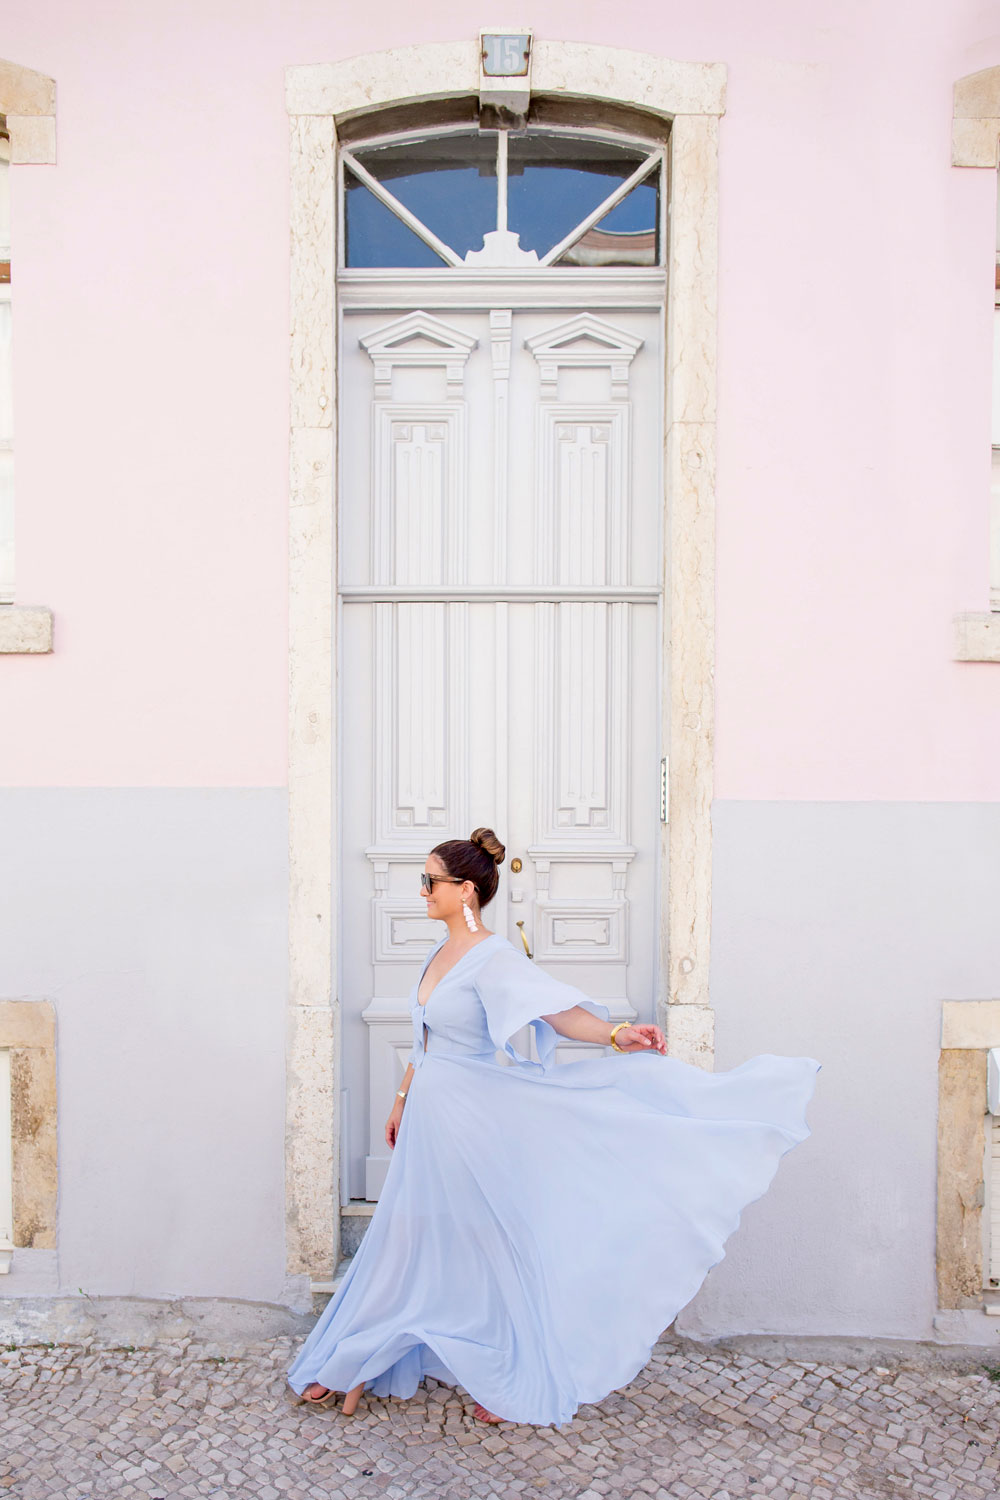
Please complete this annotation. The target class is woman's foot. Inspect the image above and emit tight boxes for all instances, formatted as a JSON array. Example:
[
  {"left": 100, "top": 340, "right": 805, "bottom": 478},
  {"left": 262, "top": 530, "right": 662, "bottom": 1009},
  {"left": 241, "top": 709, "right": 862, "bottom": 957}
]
[
  {"left": 298, "top": 1382, "right": 335, "bottom": 1408},
  {"left": 473, "top": 1401, "right": 503, "bottom": 1424},
  {"left": 300, "top": 1381, "right": 365, "bottom": 1414}
]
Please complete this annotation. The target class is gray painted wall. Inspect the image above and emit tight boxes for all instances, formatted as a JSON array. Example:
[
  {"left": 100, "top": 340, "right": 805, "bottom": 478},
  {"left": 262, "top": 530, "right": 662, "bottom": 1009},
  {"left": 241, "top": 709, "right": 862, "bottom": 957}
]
[
  {"left": 4, "top": 791, "right": 998, "bottom": 1340},
  {"left": 679, "top": 800, "right": 1000, "bottom": 1341},
  {"left": 0, "top": 790, "right": 289, "bottom": 1305}
]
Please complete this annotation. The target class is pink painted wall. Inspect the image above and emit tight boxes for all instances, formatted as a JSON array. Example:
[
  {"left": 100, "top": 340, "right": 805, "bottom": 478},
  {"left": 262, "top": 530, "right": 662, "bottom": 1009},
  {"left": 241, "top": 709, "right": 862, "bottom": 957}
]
[{"left": 0, "top": 0, "right": 998, "bottom": 796}]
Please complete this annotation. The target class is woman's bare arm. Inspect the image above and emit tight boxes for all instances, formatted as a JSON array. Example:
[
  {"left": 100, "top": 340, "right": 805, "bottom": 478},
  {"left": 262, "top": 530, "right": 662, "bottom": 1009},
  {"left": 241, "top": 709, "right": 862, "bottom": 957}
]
[
  {"left": 540, "top": 1005, "right": 667, "bottom": 1054},
  {"left": 386, "top": 1061, "right": 415, "bottom": 1148}
]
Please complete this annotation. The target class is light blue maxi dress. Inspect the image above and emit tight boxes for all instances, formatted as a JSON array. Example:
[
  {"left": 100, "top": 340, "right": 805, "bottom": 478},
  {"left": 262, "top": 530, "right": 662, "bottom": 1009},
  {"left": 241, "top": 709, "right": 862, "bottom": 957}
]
[{"left": 286, "top": 932, "right": 821, "bottom": 1427}]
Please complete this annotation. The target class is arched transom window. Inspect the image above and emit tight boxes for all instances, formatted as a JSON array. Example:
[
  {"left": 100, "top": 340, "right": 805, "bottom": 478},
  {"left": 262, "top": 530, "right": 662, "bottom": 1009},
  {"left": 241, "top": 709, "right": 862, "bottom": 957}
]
[{"left": 340, "top": 125, "right": 664, "bottom": 270}]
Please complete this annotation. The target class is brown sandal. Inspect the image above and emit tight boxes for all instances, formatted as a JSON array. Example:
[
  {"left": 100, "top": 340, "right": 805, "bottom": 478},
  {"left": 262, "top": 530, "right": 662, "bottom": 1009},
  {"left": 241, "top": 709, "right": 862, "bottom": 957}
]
[
  {"left": 297, "top": 1383, "right": 339, "bottom": 1409},
  {"left": 297, "top": 1381, "right": 365, "bottom": 1414}
]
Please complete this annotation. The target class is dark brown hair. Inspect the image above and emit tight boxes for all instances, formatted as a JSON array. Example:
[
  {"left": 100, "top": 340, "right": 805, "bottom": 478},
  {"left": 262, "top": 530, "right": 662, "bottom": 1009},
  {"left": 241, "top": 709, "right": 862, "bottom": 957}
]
[{"left": 430, "top": 827, "right": 506, "bottom": 908}]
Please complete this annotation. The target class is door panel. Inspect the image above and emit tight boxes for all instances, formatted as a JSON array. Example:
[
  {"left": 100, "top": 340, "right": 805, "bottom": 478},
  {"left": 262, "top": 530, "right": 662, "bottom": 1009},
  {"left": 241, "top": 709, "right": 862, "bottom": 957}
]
[
  {"left": 339, "top": 300, "right": 664, "bottom": 1199},
  {"left": 504, "top": 597, "right": 658, "bottom": 998}
]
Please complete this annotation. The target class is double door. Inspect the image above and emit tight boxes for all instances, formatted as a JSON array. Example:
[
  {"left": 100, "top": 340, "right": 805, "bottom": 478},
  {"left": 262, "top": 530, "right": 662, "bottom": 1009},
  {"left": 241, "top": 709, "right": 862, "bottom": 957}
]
[{"left": 339, "top": 299, "right": 665, "bottom": 1198}]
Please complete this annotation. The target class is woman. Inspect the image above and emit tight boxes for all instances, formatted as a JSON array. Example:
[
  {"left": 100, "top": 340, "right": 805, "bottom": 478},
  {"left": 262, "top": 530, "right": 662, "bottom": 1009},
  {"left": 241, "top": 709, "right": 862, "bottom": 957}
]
[{"left": 287, "top": 828, "right": 820, "bottom": 1427}]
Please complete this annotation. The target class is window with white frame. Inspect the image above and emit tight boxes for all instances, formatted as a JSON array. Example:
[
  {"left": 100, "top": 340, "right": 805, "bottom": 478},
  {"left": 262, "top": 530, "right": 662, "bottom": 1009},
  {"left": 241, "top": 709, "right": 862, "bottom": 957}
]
[
  {"left": 988, "top": 169, "right": 1000, "bottom": 613},
  {"left": 339, "top": 123, "right": 665, "bottom": 272},
  {"left": 991, "top": 167, "right": 1000, "bottom": 613},
  {"left": 0, "top": 122, "right": 12, "bottom": 605}
]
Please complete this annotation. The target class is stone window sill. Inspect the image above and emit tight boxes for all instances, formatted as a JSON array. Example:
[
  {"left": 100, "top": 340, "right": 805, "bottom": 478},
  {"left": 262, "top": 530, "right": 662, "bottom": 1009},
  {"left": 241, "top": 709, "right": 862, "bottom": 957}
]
[
  {"left": 953, "top": 612, "right": 1000, "bottom": 662},
  {"left": 0, "top": 605, "right": 53, "bottom": 653}
]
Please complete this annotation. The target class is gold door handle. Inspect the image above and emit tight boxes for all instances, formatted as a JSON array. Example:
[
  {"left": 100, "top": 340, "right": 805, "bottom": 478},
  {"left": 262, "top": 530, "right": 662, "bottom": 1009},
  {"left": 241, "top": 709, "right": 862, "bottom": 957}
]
[{"left": 516, "top": 920, "right": 532, "bottom": 960}]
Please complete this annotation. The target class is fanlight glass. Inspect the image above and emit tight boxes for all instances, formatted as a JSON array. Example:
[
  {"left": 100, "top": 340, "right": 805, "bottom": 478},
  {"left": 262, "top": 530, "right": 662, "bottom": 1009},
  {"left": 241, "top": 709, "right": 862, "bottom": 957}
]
[
  {"left": 345, "top": 133, "right": 497, "bottom": 266},
  {"left": 506, "top": 134, "right": 655, "bottom": 260},
  {"left": 342, "top": 127, "right": 662, "bottom": 270}
]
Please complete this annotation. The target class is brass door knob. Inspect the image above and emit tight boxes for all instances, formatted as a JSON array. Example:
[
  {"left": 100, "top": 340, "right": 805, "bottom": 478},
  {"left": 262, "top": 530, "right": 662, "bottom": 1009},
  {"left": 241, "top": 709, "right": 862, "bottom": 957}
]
[{"left": 511, "top": 858, "right": 522, "bottom": 873}]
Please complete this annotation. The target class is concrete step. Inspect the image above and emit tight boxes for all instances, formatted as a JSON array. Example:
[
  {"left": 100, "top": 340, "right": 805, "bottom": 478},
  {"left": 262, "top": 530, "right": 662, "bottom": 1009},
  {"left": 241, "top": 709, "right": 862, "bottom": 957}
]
[
  {"left": 310, "top": 1253, "right": 353, "bottom": 1314},
  {"left": 341, "top": 1200, "right": 376, "bottom": 1257}
]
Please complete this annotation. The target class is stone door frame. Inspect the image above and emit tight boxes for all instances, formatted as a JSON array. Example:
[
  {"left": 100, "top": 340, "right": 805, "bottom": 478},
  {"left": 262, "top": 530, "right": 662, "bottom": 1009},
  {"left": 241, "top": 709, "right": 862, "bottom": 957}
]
[{"left": 284, "top": 40, "right": 726, "bottom": 1279}]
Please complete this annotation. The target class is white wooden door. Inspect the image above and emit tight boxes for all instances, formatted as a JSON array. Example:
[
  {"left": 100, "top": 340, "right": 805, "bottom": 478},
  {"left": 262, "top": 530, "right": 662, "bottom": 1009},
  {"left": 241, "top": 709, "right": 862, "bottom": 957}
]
[{"left": 339, "top": 298, "right": 664, "bottom": 1199}]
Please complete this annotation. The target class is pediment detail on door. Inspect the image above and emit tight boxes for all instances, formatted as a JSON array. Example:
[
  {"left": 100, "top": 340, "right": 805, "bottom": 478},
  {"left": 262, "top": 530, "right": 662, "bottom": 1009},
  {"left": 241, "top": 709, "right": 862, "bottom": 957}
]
[
  {"left": 360, "top": 310, "right": 478, "bottom": 395},
  {"left": 525, "top": 314, "right": 644, "bottom": 399}
]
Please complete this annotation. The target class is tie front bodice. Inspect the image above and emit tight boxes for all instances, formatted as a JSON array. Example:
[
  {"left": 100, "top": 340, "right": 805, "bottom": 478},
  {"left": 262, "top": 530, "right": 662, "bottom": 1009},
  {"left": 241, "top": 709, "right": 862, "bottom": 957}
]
[
  {"left": 407, "top": 932, "right": 612, "bottom": 1070},
  {"left": 408, "top": 938, "right": 505, "bottom": 1066},
  {"left": 420, "top": 1030, "right": 499, "bottom": 1062},
  {"left": 410, "top": 961, "right": 498, "bottom": 1061}
]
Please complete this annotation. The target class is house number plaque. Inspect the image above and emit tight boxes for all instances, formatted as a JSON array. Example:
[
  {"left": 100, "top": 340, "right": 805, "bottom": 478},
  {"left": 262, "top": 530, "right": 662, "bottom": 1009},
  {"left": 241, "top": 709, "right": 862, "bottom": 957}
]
[
  {"left": 479, "top": 31, "right": 532, "bottom": 118},
  {"left": 481, "top": 34, "right": 531, "bottom": 76}
]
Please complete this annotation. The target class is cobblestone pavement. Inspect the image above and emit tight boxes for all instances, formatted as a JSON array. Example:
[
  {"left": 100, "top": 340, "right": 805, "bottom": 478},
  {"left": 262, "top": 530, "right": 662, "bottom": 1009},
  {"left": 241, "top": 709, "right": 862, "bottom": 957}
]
[{"left": 3, "top": 1333, "right": 1000, "bottom": 1500}]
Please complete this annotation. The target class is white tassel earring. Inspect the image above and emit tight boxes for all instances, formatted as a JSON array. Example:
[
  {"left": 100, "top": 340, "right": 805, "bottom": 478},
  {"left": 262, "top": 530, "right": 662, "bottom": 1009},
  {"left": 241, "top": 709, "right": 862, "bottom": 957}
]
[{"left": 463, "top": 899, "right": 479, "bottom": 933}]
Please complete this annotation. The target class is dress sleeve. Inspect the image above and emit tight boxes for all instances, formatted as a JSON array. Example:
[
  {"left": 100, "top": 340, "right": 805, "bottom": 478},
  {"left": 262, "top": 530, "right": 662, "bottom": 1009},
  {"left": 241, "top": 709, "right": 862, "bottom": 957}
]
[{"left": 472, "top": 945, "right": 611, "bottom": 1068}]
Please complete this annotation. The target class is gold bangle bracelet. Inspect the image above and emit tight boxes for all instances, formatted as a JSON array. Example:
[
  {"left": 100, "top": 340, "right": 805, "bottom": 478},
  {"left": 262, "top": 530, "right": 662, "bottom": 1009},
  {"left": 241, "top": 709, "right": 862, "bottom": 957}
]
[{"left": 609, "top": 1023, "right": 631, "bottom": 1052}]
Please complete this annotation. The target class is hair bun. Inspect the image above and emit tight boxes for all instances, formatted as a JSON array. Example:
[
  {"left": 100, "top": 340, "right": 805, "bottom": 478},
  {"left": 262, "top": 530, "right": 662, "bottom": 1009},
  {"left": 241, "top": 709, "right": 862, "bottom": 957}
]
[{"left": 470, "top": 827, "right": 505, "bottom": 866}]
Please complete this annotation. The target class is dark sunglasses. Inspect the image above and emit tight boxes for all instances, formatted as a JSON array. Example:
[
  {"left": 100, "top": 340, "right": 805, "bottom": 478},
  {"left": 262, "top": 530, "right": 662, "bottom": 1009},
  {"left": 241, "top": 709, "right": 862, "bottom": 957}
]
[{"left": 420, "top": 872, "right": 465, "bottom": 893}]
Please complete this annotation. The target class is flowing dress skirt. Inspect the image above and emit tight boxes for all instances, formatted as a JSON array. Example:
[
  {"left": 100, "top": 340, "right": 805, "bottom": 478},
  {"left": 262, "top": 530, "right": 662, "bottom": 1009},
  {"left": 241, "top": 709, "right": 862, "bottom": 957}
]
[{"left": 287, "top": 981, "right": 820, "bottom": 1429}]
